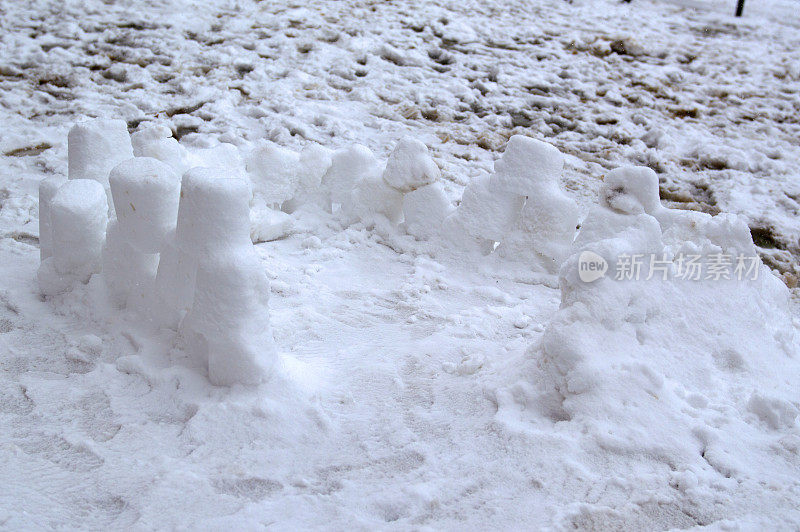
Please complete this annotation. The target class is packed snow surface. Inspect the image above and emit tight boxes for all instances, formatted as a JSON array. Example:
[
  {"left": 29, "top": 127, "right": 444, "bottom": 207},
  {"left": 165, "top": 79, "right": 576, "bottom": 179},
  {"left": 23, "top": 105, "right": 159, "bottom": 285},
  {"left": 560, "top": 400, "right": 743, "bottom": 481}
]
[{"left": 1, "top": 0, "right": 800, "bottom": 529}]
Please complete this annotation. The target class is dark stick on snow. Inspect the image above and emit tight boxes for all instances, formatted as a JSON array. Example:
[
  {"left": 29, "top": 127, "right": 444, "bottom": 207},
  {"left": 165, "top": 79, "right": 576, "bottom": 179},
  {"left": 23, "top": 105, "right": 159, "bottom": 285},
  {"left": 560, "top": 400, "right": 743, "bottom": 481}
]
[{"left": 735, "top": 0, "right": 745, "bottom": 16}]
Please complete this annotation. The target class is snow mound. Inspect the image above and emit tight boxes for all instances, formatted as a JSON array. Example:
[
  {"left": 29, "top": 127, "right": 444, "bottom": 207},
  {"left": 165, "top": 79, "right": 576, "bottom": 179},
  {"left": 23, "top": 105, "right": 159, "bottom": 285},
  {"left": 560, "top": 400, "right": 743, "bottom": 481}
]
[{"left": 501, "top": 165, "right": 799, "bottom": 497}]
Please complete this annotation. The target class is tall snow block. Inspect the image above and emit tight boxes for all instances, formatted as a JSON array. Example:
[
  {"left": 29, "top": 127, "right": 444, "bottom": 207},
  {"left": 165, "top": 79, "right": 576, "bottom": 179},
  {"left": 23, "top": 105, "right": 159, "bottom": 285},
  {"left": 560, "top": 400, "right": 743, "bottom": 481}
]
[
  {"left": 171, "top": 168, "right": 278, "bottom": 386},
  {"left": 104, "top": 157, "right": 181, "bottom": 308},
  {"left": 38, "top": 176, "right": 67, "bottom": 261}
]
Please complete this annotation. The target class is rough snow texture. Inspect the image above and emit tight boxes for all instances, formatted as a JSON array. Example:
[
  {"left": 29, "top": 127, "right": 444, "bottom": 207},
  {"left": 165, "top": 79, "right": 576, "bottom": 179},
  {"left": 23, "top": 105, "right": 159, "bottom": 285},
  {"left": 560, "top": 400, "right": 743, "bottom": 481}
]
[
  {"left": 3, "top": 0, "right": 800, "bottom": 528},
  {"left": 499, "top": 174, "right": 798, "bottom": 529}
]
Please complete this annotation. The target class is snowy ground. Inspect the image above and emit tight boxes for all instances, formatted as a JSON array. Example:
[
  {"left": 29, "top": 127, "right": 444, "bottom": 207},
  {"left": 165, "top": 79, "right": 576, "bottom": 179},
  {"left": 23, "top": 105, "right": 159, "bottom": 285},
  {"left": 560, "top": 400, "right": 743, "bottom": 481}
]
[{"left": 1, "top": 0, "right": 799, "bottom": 529}]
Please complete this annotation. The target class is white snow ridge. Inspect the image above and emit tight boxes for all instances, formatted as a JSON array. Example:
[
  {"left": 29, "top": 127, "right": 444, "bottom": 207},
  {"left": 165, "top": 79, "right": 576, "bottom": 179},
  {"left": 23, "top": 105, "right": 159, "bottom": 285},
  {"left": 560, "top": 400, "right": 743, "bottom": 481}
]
[{"left": 2, "top": 1, "right": 800, "bottom": 526}]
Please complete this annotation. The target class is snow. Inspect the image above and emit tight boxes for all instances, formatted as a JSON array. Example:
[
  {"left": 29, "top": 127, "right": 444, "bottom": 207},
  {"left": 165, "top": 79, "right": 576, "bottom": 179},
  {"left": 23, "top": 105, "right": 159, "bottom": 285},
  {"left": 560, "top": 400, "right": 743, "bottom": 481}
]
[
  {"left": 402, "top": 181, "right": 453, "bottom": 240},
  {"left": 67, "top": 119, "right": 133, "bottom": 192},
  {"left": 37, "top": 175, "right": 66, "bottom": 261},
  {"left": 131, "top": 125, "right": 187, "bottom": 174},
  {"left": 382, "top": 136, "right": 441, "bottom": 193},
  {"left": 183, "top": 249, "right": 279, "bottom": 386},
  {"left": 108, "top": 157, "right": 181, "bottom": 253},
  {"left": 496, "top": 135, "right": 579, "bottom": 272},
  {"left": 37, "top": 179, "right": 108, "bottom": 295},
  {"left": 323, "top": 144, "right": 381, "bottom": 210},
  {"left": 2, "top": 0, "right": 800, "bottom": 528}
]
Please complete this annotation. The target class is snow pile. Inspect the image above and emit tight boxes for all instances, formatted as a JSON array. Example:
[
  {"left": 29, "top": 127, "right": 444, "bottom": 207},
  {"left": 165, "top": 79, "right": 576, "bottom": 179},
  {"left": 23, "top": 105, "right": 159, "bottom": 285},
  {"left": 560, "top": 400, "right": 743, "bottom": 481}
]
[
  {"left": 444, "top": 135, "right": 578, "bottom": 271},
  {"left": 501, "top": 165, "right": 799, "bottom": 497}
]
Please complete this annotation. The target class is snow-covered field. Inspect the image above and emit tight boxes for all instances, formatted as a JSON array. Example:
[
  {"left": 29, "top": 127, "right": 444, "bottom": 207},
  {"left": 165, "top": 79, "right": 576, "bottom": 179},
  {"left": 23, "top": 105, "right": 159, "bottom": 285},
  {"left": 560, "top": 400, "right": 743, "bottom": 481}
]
[{"left": 1, "top": 0, "right": 799, "bottom": 529}]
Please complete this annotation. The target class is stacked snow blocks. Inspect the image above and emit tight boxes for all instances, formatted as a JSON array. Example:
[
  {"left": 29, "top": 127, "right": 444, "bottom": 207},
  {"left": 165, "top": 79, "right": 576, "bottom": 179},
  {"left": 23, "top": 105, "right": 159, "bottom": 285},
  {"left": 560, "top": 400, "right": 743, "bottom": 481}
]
[
  {"left": 444, "top": 135, "right": 579, "bottom": 272},
  {"left": 39, "top": 119, "right": 278, "bottom": 386},
  {"left": 104, "top": 157, "right": 181, "bottom": 309},
  {"left": 164, "top": 169, "right": 278, "bottom": 386}
]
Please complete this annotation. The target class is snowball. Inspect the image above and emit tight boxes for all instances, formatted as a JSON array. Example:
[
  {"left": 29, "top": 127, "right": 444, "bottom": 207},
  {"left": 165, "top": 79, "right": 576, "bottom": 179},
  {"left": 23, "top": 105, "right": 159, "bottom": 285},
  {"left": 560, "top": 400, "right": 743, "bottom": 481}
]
[
  {"left": 182, "top": 245, "right": 278, "bottom": 386},
  {"left": 493, "top": 135, "right": 563, "bottom": 196},
  {"left": 402, "top": 181, "right": 453, "bottom": 240},
  {"left": 447, "top": 173, "right": 524, "bottom": 243},
  {"left": 38, "top": 176, "right": 67, "bottom": 261},
  {"left": 68, "top": 118, "right": 133, "bottom": 188},
  {"left": 246, "top": 142, "right": 300, "bottom": 206},
  {"left": 600, "top": 166, "right": 661, "bottom": 215},
  {"left": 102, "top": 220, "right": 159, "bottom": 309},
  {"left": 174, "top": 168, "right": 253, "bottom": 256},
  {"left": 250, "top": 204, "right": 294, "bottom": 243},
  {"left": 38, "top": 179, "right": 108, "bottom": 294},
  {"left": 382, "top": 137, "right": 440, "bottom": 193},
  {"left": 131, "top": 125, "right": 186, "bottom": 173},
  {"left": 323, "top": 144, "right": 380, "bottom": 209},
  {"left": 108, "top": 157, "right": 181, "bottom": 253}
]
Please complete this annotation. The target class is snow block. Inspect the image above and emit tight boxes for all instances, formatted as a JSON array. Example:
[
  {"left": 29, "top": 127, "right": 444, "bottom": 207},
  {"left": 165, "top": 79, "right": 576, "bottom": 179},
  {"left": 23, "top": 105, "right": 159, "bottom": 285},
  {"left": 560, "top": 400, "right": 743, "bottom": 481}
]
[
  {"left": 38, "top": 176, "right": 67, "bottom": 261},
  {"left": 246, "top": 142, "right": 301, "bottom": 206},
  {"left": 448, "top": 173, "right": 524, "bottom": 243},
  {"left": 154, "top": 169, "right": 253, "bottom": 329},
  {"left": 493, "top": 135, "right": 563, "bottom": 196},
  {"left": 102, "top": 220, "right": 159, "bottom": 309},
  {"left": 185, "top": 143, "right": 244, "bottom": 175},
  {"left": 38, "top": 179, "right": 108, "bottom": 295},
  {"left": 382, "top": 137, "right": 441, "bottom": 193},
  {"left": 349, "top": 173, "right": 404, "bottom": 224},
  {"left": 323, "top": 144, "right": 380, "bottom": 209},
  {"left": 183, "top": 249, "right": 278, "bottom": 386},
  {"left": 131, "top": 125, "right": 186, "bottom": 173},
  {"left": 152, "top": 232, "right": 196, "bottom": 329},
  {"left": 600, "top": 166, "right": 661, "bottom": 215},
  {"left": 109, "top": 157, "right": 181, "bottom": 254},
  {"left": 174, "top": 168, "right": 253, "bottom": 256},
  {"left": 298, "top": 143, "right": 333, "bottom": 196},
  {"left": 402, "top": 181, "right": 453, "bottom": 240},
  {"left": 68, "top": 118, "right": 134, "bottom": 189}
]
